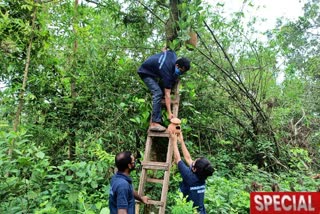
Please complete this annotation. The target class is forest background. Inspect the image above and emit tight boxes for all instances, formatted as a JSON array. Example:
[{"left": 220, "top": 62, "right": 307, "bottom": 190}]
[{"left": 0, "top": 0, "right": 319, "bottom": 213}]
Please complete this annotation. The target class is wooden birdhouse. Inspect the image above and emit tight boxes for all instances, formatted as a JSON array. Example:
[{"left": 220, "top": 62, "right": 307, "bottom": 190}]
[
  {"left": 167, "top": 118, "right": 181, "bottom": 135},
  {"left": 185, "top": 31, "right": 197, "bottom": 50}
]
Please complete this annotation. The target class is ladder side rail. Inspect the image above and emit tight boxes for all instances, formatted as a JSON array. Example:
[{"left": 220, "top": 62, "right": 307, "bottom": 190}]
[
  {"left": 158, "top": 137, "right": 174, "bottom": 213},
  {"left": 136, "top": 136, "right": 153, "bottom": 213},
  {"left": 172, "top": 80, "right": 180, "bottom": 117},
  {"left": 137, "top": 136, "right": 153, "bottom": 195}
]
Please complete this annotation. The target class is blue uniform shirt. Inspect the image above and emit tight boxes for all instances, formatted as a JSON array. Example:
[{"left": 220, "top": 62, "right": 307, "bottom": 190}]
[
  {"left": 109, "top": 172, "right": 135, "bottom": 214},
  {"left": 178, "top": 160, "right": 207, "bottom": 214},
  {"left": 137, "top": 50, "right": 179, "bottom": 89}
]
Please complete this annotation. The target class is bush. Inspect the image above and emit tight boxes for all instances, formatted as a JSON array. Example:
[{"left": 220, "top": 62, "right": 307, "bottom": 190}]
[{"left": 171, "top": 192, "right": 197, "bottom": 214}]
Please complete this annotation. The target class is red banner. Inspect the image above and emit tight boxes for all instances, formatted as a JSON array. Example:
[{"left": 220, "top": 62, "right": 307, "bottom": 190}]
[{"left": 250, "top": 192, "right": 320, "bottom": 214}]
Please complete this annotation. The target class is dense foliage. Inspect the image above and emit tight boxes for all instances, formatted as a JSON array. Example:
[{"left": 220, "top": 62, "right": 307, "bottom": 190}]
[{"left": 0, "top": 0, "right": 319, "bottom": 213}]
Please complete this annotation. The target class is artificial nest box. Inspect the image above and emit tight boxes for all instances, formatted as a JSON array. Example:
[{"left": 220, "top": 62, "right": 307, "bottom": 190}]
[
  {"left": 185, "top": 31, "right": 197, "bottom": 50},
  {"left": 167, "top": 118, "right": 181, "bottom": 135}
]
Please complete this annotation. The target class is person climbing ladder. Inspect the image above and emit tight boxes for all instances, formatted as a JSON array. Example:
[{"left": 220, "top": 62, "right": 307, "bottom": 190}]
[{"left": 137, "top": 48, "right": 191, "bottom": 132}]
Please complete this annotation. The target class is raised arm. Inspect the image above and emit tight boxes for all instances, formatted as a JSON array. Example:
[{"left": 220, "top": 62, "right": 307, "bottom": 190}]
[
  {"left": 170, "top": 133, "right": 181, "bottom": 164},
  {"left": 177, "top": 133, "right": 193, "bottom": 166}
]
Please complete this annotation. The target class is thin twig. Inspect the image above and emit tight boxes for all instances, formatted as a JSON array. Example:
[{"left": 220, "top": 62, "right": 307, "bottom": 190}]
[{"left": 137, "top": 0, "right": 166, "bottom": 24}]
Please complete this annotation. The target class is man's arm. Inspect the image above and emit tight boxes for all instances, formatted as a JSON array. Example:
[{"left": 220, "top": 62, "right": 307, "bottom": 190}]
[
  {"left": 164, "top": 88, "right": 174, "bottom": 119},
  {"left": 178, "top": 133, "right": 193, "bottom": 166},
  {"left": 117, "top": 209, "right": 127, "bottom": 214},
  {"left": 171, "top": 133, "right": 181, "bottom": 164}
]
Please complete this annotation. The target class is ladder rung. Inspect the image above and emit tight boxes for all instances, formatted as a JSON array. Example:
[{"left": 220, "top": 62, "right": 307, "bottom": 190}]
[
  {"left": 142, "top": 161, "right": 169, "bottom": 170},
  {"left": 147, "top": 131, "right": 169, "bottom": 137},
  {"left": 148, "top": 200, "right": 164, "bottom": 206},
  {"left": 146, "top": 177, "right": 164, "bottom": 184}
]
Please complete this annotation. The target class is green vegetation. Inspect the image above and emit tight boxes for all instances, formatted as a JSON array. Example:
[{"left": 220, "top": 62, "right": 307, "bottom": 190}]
[{"left": 0, "top": 0, "right": 319, "bottom": 213}]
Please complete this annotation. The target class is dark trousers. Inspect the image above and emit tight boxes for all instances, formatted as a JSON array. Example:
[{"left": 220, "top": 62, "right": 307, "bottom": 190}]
[{"left": 141, "top": 76, "right": 163, "bottom": 123}]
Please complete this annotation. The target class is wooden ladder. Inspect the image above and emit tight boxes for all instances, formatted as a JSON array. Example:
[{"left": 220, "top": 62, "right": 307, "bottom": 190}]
[{"left": 136, "top": 81, "right": 181, "bottom": 214}]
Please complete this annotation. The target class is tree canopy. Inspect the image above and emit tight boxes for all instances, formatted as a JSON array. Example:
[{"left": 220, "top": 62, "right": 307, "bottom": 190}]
[{"left": 0, "top": 0, "right": 319, "bottom": 213}]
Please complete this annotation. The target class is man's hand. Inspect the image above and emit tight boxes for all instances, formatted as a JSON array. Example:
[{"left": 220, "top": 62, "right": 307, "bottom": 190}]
[
  {"left": 170, "top": 132, "right": 178, "bottom": 140},
  {"left": 168, "top": 113, "right": 174, "bottom": 120},
  {"left": 141, "top": 196, "right": 149, "bottom": 204},
  {"left": 134, "top": 191, "right": 149, "bottom": 205}
]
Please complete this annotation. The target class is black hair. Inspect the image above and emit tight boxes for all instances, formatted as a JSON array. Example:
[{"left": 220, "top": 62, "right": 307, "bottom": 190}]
[
  {"left": 194, "top": 157, "right": 214, "bottom": 180},
  {"left": 115, "top": 151, "right": 132, "bottom": 172},
  {"left": 176, "top": 57, "right": 191, "bottom": 71}
]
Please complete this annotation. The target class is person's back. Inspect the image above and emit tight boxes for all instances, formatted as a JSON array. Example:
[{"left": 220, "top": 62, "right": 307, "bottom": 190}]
[
  {"left": 109, "top": 172, "right": 135, "bottom": 214},
  {"left": 109, "top": 151, "right": 149, "bottom": 214},
  {"left": 178, "top": 160, "right": 207, "bottom": 213},
  {"left": 138, "top": 50, "right": 178, "bottom": 89},
  {"left": 171, "top": 133, "right": 214, "bottom": 214}
]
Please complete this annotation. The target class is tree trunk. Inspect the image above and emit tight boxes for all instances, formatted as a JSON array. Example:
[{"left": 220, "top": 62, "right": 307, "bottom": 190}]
[
  {"left": 68, "top": 0, "right": 79, "bottom": 160},
  {"left": 166, "top": 0, "right": 180, "bottom": 49},
  {"left": 9, "top": 3, "right": 38, "bottom": 157}
]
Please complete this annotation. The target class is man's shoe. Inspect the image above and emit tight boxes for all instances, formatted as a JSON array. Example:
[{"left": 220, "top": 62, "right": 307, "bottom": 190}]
[{"left": 149, "top": 125, "right": 166, "bottom": 132}]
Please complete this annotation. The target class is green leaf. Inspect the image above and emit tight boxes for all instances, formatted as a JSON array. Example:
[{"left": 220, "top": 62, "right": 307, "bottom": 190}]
[
  {"left": 65, "top": 175, "right": 73, "bottom": 181},
  {"left": 36, "top": 151, "right": 45, "bottom": 159},
  {"left": 95, "top": 202, "right": 102, "bottom": 210},
  {"left": 91, "top": 181, "right": 98, "bottom": 188},
  {"left": 100, "top": 207, "right": 109, "bottom": 214},
  {"left": 76, "top": 171, "right": 86, "bottom": 177},
  {"left": 67, "top": 192, "right": 79, "bottom": 204}
]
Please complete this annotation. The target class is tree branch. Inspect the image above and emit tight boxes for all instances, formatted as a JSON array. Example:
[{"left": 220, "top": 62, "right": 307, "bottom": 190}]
[{"left": 137, "top": 0, "right": 166, "bottom": 24}]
